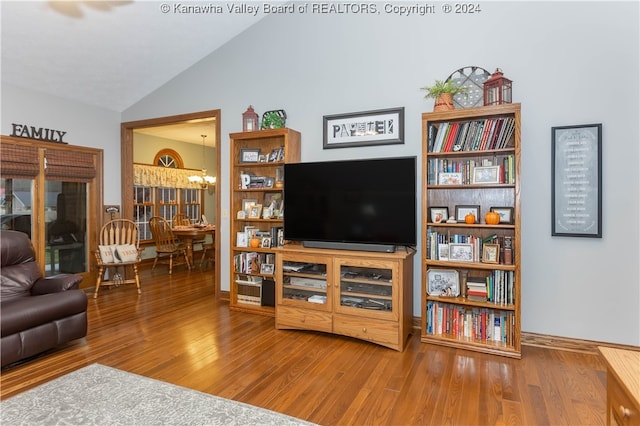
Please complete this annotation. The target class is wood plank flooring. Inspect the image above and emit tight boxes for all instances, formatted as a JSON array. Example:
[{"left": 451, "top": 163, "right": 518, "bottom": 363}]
[{"left": 1, "top": 267, "right": 608, "bottom": 425}]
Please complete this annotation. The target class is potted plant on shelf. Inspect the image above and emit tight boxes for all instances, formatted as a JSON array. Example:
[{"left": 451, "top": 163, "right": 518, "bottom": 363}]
[
  {"left": 261, "top": 111, "right": 286, "bottom": 129},
  {"left": 420, "top": 79, "right": 468, "bottom": 112}
]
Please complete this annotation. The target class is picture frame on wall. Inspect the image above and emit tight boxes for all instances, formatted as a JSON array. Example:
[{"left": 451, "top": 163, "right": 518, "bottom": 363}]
[
  {"left": 323, "top": 107, "right": 404, "bottom": 149},
  {"left": 551, "top": 123, "right": 602, "bottom": 238}
]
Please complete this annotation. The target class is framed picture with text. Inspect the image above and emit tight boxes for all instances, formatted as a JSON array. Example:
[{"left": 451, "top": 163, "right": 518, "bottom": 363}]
[
  {"left": 551, "top": 123, "right": 602, "bottom": 238},
  {"left": 323, "top": 107, "right": 404, "bottom": 149}
]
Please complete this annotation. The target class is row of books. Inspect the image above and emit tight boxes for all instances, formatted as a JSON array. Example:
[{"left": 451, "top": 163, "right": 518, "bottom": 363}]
[
  {"left": 426, "top": 231, "right": 481, "bottom": 262},
  {"left": 425, "top": 301, "right": 516, "bottom": 345},
  {"left": 233, "top": 252, "right": 275, "bottom": 274},
  {"left": 426, "top": 230, "right": 514, "bottom": 265},
  {"left": 427, "top": 155, "right": 515, "bottom": 185},
  {"left": 427, "top": 117, "right": 516, "bottom": 153},
  {"left": 467, "top": 270, "right": 515, "bottom": 305}
]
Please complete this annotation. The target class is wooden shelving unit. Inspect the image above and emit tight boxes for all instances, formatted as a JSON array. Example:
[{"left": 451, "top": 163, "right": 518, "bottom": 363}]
[
  {"left": 420, "top": 103, "right": 522, "bottom": 358},
  {"left": 229, "top": 128, "right": 301, "bottom": 316}
]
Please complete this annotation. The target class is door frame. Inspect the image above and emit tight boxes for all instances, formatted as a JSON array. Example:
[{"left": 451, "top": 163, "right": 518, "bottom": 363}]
[{"left": 121, "top": 110, "right": 221, "bottom": 296}]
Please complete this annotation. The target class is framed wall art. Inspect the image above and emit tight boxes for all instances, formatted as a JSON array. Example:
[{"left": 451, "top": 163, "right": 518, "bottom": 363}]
[
  {"left": 323, "top": 107, "right": 404, "bottom": 149},
  {"left": 551, "top": 123, "right": 602, "bottom": 238}
]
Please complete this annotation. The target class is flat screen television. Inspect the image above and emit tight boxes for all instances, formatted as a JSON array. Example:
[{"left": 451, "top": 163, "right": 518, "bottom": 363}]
[{"left": 284, "top": 156, "right": 416, "bottom": 253}]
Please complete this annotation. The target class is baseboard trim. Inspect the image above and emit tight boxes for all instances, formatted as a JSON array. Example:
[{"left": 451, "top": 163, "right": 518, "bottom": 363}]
[{"left": 520, "top": 332, "right": 639, "bottom": 354}]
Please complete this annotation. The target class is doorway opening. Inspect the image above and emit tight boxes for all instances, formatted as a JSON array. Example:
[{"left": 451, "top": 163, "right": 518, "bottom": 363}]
[{"left": 121, "top": 110, "right": 221, "bottom": 296}]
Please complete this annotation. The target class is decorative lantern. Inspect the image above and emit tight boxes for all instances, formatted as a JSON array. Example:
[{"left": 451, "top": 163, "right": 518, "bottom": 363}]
[
  {"left": 242, "top": 105, "right": 259, "bottom": 132},
  {"left": 483, "top": 68, "right": 512, "bottom": 106}
]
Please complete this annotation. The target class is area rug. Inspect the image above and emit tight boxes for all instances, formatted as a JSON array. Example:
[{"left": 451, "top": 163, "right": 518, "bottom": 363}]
[{"left": 1, "top": 364, "right": 315, "bottom": 425}]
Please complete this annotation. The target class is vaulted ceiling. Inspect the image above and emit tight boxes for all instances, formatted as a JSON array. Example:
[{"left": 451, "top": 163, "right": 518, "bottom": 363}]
[{"left": 1, "top": 1, "right": 267, "bottom": 113}]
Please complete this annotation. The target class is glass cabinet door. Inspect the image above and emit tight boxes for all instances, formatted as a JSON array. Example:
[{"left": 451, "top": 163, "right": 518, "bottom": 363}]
[
  {"left": 334, "top": 259, "right": 398, "bottom": 320},
  {"left": 1, "top": 178, "right": 34, "bottom": 239},
  {"left": 279, "top": 255, "right": 332, "bottom": 311},
  {"left": 44, "top": 181, "right": 87, "bottom": 276}
]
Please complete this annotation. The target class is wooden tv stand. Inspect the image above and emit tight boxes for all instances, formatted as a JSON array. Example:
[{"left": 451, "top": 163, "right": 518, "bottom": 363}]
[{"left": 274, "top": 244, "right": 415, "bottom": 351}]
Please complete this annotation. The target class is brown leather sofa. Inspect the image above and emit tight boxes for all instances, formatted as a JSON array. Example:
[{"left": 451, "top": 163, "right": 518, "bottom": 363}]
[{"left": 1, "top": 230, "right": 87, "bottom": 368}]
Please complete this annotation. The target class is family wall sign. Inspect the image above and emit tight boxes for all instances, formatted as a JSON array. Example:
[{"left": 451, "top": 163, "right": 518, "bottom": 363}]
[{"left": 10, "top": 123, "right": 67, "bottom": 144}]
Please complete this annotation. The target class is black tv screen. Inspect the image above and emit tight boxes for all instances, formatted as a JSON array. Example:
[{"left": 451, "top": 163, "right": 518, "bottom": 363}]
[{"left": 284, "top": 156, "right": 416, "bottom": 252}]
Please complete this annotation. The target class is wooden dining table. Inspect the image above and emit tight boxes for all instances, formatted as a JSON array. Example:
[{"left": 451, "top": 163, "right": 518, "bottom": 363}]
[{"left": 172, "top": 225, "right": 215, "bottom": 267}]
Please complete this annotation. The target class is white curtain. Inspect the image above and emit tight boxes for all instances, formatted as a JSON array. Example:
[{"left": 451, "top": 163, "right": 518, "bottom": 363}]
[{"left": 133, "top": 164, "right": 203, "bottom": 189}]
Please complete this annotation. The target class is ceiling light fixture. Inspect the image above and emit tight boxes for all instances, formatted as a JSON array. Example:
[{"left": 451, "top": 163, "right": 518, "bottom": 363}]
[{"left": 188, "top": 134, "right": 216, "bottom": 189}]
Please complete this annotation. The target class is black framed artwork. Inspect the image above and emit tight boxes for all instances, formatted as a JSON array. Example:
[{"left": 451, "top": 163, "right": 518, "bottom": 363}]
[{"left": 551, "top": 123, "right": 602, "bottom": 238}]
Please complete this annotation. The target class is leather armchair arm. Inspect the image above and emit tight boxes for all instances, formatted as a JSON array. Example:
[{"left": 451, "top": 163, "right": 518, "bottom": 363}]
[{"left": 31, "top": 274, "right": 83, "bottom": 295}]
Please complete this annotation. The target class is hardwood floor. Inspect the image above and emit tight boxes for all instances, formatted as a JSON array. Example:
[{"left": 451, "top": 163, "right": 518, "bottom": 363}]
[{"left": 1, "top": 267, "right": 608, "bottom": 425}]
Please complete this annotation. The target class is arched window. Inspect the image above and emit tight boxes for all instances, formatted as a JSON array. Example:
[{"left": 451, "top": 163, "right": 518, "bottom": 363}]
[{"left": 153, "top": 149, "right": 184, "bottom": 168}]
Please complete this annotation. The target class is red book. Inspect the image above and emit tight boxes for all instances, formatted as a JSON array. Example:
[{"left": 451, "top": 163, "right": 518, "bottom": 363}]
[{"left": 444, "top": 122, "right": 460, "bottom": 152}]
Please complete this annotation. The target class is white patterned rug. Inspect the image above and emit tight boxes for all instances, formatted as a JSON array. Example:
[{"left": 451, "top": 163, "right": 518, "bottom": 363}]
[{"left": 1, "top": 364, "right": 315, "bottom": 426}]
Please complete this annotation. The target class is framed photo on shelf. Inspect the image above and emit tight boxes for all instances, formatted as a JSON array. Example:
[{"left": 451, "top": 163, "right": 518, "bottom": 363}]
[
  {"left": 240, "top": 148, "right": 260, "bottom": 163},
  {"left": 449, "top": 243, "right": 474, "bottom": 262},
  {"left": 437, "top": 243, "right": 449, "bottom": 261},
  {"left": 490, "top": 206, "right": 514, "bottom": 224},
  {"left": 264, "top": 177, "right": 275, "bottom": 188},
  {"left": 427, "top": 269, "right": 460, "bottom": 297},
  {"left": 472, "top": 166, "right": 501, "bottom": 184},
  {"left": 268, "top": 148, "right": 282, "bottom": 162},
  {"left": 242, "top": 199, "right": 258, "bottom": 214},
  {"left": 243, "top": 226, "right": 257, "bottom": 238},
  {"left": 248, "top": 204, "right": 263, "bottom": 219},
  {"left": 482, "top": 243, "right": 500, "bottom": 263},
  {"left": 551, "top": 123, "right": 602, "bottom": 238},
  {"left": 260, "top": 263, "right": 274, "bottom": 275},
  {"left": 323, "top": 107, "right": 404, "bottom": 149},
  {"left": 455, "top": 205, "right": 480, "bottom": 223},
  {"left": 261, "top": 237, "right": 271, "bottom": 248},
  {"left": 438, "top": 172, "right": 463, "bottom": 185},
  {"left": 430, "top": 206, "right": 449, "bottom": 223}
]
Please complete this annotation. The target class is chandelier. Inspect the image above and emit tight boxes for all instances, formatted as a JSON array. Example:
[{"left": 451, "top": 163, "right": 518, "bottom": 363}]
[{"left": 188, "top": 134, "right": 216, "bottom": 189}]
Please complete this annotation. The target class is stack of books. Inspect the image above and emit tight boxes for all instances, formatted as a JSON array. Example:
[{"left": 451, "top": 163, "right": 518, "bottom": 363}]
[{"left": 466, "top": 278, "right": 488, "bottom": 302}]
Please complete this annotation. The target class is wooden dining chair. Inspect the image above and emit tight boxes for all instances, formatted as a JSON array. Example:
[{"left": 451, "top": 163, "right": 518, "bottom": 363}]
[
  {"left": 172, "top": 213, "right": 192, "bottom": 227},
  {"left": 149, "top": 216, "right": 191, "bottom": 274},
  {"left": 94, "top": 219, "right": 142, "bottom": 298}
]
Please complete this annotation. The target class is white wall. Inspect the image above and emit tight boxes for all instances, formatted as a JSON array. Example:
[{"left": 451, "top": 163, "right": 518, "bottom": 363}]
[
  {"left": 124, "top": 2, "right": 640, "bottom": 346},
  {"left": 1, "top": 83, "right": 122, "bottom": 206},
  {"left": 4, "top": 2, "right": 638, "bottom": 346}
]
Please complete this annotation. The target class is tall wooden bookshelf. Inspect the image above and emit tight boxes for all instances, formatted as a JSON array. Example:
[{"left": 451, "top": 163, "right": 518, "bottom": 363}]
[
  {"left": 229, "top": 128, "right": 301, "bottom": 316},
  {"left": 421, "top": 104, "right": 521, "bottom": 358}
]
